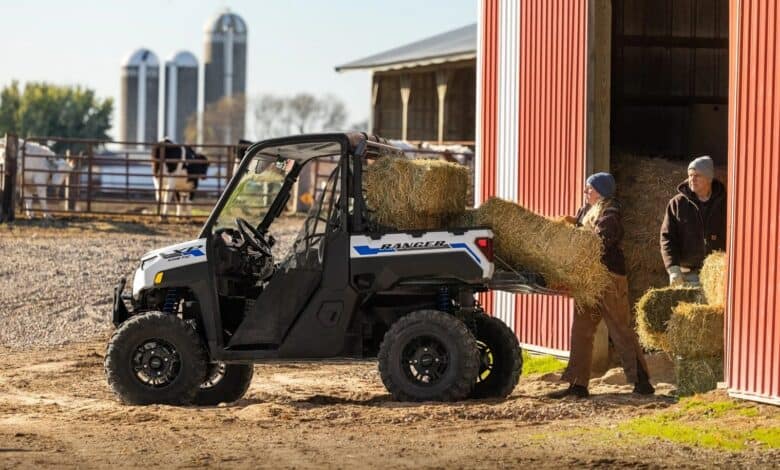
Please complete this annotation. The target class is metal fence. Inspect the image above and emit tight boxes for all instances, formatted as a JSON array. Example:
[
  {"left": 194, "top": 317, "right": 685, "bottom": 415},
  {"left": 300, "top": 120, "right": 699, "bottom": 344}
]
[{"left": 0, "top": 135, "right": 475, "bottom": 221}]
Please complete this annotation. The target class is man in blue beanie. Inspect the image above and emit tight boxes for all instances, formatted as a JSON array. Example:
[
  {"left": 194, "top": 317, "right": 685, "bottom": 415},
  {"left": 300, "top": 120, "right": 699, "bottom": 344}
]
[{"left": 660, "top": 156, "right": 727, "bottom": 286}]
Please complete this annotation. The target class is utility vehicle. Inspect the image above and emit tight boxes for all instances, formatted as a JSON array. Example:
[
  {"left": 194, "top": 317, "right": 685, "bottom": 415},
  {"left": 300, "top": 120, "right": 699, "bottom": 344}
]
[{"left": 107, "top": 133, "right": 549, "bottom": 405}]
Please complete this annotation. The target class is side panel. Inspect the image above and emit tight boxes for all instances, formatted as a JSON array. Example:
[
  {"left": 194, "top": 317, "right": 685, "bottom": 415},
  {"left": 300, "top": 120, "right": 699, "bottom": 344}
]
[
  {"left": 515, "top": 0, "right": 586, "bottom": 355},
  {"left": 477, "top": 0, "right": 587, "bottom": 355},
  {"left": 727, "top": 0, "right": 780, "bottom": 404},
  {"left": 476, "top": 0, "right": 500, "bottom": 315}
]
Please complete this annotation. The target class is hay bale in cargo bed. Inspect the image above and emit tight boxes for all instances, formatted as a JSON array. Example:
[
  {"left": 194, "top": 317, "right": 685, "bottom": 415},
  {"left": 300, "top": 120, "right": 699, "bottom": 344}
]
[
  {"left": 667, "top": 302, "right": 724, "bottom": 358},
  {"left": 675, "top": 355, "right": 724, "bottom": 396},
  {"left": 612, "top": 155, "right": 728, "bottom": 307},
  {"left": 635, "top": 286, "right": 703, "bottom": 351},
  {"left": 700, "top": 251, "right": 727, "bottom": 306},
  {"left": 363, "top": 157, "right": 469, "bottom": 230},
  {"left": 473, "top": 197, "right": 611, "bottom": 308}
]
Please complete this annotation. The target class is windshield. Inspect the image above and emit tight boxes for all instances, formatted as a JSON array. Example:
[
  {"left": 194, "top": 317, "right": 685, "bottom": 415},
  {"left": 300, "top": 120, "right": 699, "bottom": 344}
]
[{"left": 212, "top": 154, "right": 294, "bottom": 231}]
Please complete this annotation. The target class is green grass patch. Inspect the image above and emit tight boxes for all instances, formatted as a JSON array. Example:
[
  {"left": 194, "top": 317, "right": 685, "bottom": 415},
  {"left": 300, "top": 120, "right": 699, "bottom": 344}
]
[
  {"left": 621, "top": 415, "right": 747, "bottom": 451},
  {"left": 619, "top": 397, "right": 779, "bottom": 451},
  {"left": 750, "top": 428, "right": 780, "bottom": 448},
  {"left": 522, "top": 350, "right": 567, "bottom": 375}
]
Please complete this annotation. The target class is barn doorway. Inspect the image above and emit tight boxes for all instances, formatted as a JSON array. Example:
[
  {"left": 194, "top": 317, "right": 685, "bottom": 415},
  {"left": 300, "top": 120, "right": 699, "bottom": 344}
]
[
  {"left": 607, "top": 0, "right": 730, "bottom": 307},
  {"left": 611, "top": 0, "right": 729, "bottom": 165}
]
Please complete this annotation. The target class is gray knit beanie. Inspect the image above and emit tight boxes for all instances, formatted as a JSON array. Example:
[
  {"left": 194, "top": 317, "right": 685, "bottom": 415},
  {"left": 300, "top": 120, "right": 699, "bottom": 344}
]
[{"left": 688, "top": 156, "right": 715, "bottom": 179}]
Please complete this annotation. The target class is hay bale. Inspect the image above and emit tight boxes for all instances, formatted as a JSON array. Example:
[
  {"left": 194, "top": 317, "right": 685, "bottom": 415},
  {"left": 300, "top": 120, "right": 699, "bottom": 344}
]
[
  {"left": 635, "top": 286, "right": 704, "bottom": 333},
  {"left": 700, "top": 251, "right": 727, "bottom": 306},
  {"left": 667, "top": 303, "right": 724, "bottom": 358},
  {"left": 675, "top": 355, "right": 723, "bottom": 396},
  {"left": 363, "top": 157, "right": 469, "bottom": 230},
  {"left": 473, "top": 197, "right": 611, "bottom": 307},
  {"left": 636, "top": 320, "right": 670, "bottom": 352},
  {"left": 612, "top": 155, "right": 728, "bottom": 307}
]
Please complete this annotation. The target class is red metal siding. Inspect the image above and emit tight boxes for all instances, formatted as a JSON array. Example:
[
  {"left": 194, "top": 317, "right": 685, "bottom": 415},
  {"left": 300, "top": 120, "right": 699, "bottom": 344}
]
[
  {"left": 727, "top": 0, "right": 780, "bottom": 402},
  {"left": 479, "top": 0, "right": 500, "bottom": 314},
  {"left": 514, "top": 0, "right": 587, "bottom": 352}
]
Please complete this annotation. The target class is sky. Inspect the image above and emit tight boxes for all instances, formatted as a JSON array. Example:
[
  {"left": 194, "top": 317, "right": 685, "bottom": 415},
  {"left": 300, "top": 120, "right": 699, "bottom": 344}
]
[{"left": 0, "top": 0, "right": 477, "bottom": 140}]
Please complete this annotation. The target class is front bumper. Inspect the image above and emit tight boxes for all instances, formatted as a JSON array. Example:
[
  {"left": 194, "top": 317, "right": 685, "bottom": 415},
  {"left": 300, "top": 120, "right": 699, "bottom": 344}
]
[{"left": 112, "top": 277, "right": 131, "bottom": 326}]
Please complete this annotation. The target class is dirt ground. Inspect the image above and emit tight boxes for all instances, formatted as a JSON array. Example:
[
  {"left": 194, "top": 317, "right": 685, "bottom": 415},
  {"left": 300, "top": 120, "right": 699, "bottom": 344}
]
[{"left": 1, "top": 219, "right": 778, "bottom": 469}]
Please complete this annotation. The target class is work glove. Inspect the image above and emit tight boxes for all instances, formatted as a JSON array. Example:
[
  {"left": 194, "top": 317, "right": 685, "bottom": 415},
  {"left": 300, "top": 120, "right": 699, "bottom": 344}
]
[{"left": 668, "top": 265, "right": 684, "bottom": 287}]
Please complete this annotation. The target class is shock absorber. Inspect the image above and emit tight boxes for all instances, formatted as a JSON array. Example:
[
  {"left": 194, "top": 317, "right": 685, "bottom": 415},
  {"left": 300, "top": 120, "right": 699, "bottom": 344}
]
[
  {"left": 437, "top": 286, "right": 451, "bottom": 313},
  {"left": 162, "top": 288, "right": 179, "bottom": 314}
]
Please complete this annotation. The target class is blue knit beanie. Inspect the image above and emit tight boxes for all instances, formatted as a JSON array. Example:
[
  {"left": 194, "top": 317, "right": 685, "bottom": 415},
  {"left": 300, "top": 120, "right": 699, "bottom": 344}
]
[{"left": 586, "top": 172, "right": 616, "bottom": 198}]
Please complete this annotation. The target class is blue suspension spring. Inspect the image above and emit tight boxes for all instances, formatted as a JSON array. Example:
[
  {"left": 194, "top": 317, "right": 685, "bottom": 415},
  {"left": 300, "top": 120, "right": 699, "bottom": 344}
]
[
  {"left": 437, "top": 287, "right": 451, "bottom": 313},
  {"left": 162, "top": 288, "right": 179, "bottom": 314}
]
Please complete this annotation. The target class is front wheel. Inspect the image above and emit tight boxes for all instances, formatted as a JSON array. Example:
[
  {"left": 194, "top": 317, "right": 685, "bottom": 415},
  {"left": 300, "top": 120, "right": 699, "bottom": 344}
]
[
  {"left": 105, "top": 312, "right": 208, "bottom": 405},
  {"left": 193, "top": 363, "right": 254, "bottom": 406},
  {"left": 378, "top": 310, "right": 479, "bottom": 402},
  {"left": 469, "top": 314, "right": 522, "bottom": 399}
]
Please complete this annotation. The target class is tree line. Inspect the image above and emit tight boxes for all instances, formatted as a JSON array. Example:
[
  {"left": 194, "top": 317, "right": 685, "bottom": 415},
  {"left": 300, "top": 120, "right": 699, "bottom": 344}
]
[{"left": 0, "top": 81, "right": 365, "bottom": 149}]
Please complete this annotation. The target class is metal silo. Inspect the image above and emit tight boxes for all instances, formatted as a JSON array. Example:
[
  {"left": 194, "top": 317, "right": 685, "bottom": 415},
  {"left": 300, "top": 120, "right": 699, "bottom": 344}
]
[
  {"left": 164, "top": 51, "right": 199, "bottom": 143},
  {"left": 203, "top": 9, "right": 247, "bottom": 143},
  {"left": 120, "top": 48, "right": 159, "bottom": 144}
]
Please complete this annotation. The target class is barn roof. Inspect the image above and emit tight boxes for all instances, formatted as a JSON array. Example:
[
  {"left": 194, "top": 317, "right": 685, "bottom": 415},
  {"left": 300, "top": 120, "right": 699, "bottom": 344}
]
[{"left": 335, "top": 23, "right": 476, "bottom": 72}]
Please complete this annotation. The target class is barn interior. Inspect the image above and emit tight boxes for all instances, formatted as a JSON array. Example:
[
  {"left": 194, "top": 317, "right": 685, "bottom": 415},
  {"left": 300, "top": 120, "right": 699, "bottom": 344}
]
[
  {"left": 606, "top": 0, "right": 730, "bottom": 305},
  {"left": 611, "top": 0, "right": 729, "bottom": 166}
]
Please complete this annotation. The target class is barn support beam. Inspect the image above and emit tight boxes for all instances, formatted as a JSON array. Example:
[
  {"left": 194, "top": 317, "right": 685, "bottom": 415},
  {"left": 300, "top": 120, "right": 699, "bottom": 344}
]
[
  {"left": 369, "top": 76, "right": 379, "bottom": 134},
  {"left": 400, "top": 75, "right": 411, "bottom": 141},
  {"left": 436, "top": 70, "right": 451, "bottom": 143},
  {"left": 586, "top": 0, "right": 612, "bottom": 174},
  {"left": 585, "top": 0, "right": 612, "bottom": 375}
]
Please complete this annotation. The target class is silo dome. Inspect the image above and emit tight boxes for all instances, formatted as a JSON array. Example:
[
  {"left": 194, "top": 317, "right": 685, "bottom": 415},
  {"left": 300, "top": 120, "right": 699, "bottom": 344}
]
[
  {"left": 204, "top": 10, "right": 247, "bottom": 35},
  {"left": 122, "top": 48, "right": 159, "bottom": 67},
  {"left": 167, "top": 50, "right": 198, "bottom": 68}
]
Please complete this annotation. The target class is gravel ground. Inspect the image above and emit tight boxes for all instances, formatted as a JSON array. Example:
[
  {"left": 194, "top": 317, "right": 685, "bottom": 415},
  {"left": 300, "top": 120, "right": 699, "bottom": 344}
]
[{"left": 0, "top": 217, "right": 301, "bottom": 349}]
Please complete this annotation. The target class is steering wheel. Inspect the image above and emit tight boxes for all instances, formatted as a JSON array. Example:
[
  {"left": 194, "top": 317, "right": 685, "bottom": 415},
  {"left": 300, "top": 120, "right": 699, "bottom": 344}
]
[{"left": 235, "top": 218, "right": 272, "bottom": 256}]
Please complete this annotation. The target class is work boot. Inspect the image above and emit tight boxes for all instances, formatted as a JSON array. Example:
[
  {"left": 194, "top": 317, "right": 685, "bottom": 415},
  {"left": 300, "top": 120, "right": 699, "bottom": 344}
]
[
  {"left": 547, "top": 384, "right": 589, "bottom": 399},
  {"left": 633, "top": 381, "right": 655, "bottom": 395},
  {"left": 633, "top": 360, "right": 655, "bottom": 395}
]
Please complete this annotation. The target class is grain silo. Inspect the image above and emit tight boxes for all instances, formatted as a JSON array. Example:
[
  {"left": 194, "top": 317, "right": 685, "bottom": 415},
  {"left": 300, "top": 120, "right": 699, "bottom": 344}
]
[
  {"left": 120, "top": 48, "right": 159, "bottom": 144},
  {"left": 203, "top": 9, "right": 247, "bottom": 143},
  {"left": 164, "top": 51, "right": 199, "bottom": 143}
]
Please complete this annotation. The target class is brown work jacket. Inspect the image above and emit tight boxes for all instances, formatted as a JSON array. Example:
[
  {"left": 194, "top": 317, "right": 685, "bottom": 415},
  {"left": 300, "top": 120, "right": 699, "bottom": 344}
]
[
  {"left": 660, "top": 179, "right": 727, "bottom": 270},
  {"left": 575, "top": 199, "right": 627, "bottom": 275}
]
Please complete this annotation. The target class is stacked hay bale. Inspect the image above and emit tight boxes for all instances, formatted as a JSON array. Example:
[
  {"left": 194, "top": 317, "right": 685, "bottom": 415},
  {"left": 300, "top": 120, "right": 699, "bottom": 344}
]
[
  {"left": 635, "top": 286, "right": 704, "bottom": 351},
  {"left": 363, "top": 157, "right": 469, "bottom": 230},
  {"left": 700, "top": 251, "right": 727, "bottom": 306},
  {"left": 473, "top": 197, "right": 612, "bottom": 308},
  {"left": 634, "top": 252, "right": 727, "bottom": 396},
  {"left": 612, "top": 155, "right": 728, "bottom": 307},
  {"left": 668, "top": 301, "right": 725, "bottom": 396}
]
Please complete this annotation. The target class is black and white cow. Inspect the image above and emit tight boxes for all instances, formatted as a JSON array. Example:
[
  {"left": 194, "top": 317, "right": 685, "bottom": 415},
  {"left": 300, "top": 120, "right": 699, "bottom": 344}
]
[{"left": 151, "top": 139, "right": 209, "bottom": 217}]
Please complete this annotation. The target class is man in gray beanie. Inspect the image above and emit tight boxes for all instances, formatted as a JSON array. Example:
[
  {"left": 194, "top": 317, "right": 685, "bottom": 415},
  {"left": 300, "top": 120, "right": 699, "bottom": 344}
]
[{"left": 660, "top": 156, "right": 727, "bottom": 286}]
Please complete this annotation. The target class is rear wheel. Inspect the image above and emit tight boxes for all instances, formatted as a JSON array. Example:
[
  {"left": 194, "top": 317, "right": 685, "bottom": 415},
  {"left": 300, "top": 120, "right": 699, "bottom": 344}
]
[
  {"left": 105, "top": 312, "right": 207, "bottom": 405},
  {"left": 193, "top": 363, "right": 254, "bottom": 406},
  {"left": 469, "top": 314, "right": 522, "bottom": 399},
  {"left": 378, "top": 310, "right": 479, "bottom": 402}
]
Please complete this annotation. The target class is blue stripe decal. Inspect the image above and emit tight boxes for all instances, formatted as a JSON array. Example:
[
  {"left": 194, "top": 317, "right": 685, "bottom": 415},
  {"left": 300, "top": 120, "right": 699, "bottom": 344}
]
[
  {"left": 354, "top": 245, "right": 395, "bottom": 255},
  {"left": 450, "top": 243, "right": 481, "bottom": 265},
  {"left": 353, "top": 243, "right": 481, "bottom": 265}
]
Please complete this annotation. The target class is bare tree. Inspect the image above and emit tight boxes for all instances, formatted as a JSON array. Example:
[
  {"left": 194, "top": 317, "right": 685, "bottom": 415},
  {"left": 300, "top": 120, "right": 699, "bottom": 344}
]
[
  {"left": 253, "top": 93, "right": 347, "bottom": 139},
  {"left": 184, "top": 94, "right": 246, "bottom": 144}
]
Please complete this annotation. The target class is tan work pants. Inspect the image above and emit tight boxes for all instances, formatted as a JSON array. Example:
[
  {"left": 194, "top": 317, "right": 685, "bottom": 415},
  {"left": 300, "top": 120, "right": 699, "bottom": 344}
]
[{"left": 561, "top": 273, "right": 649, "bottom": 386}]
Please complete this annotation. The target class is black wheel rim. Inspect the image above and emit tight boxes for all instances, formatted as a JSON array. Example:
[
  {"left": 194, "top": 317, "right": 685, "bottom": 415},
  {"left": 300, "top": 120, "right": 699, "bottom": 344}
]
[
  {"left": 201, "top": 363, "right": 226, "bottom": 389},
  {"left": 400, "top": 335, "right": 450, "bottom": 386},
  {"left": 131, "top": 339, "right": 181, "bottom": 388},
  {"left": 476, "top": 340, "right": 494, "bottom": 383}
]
